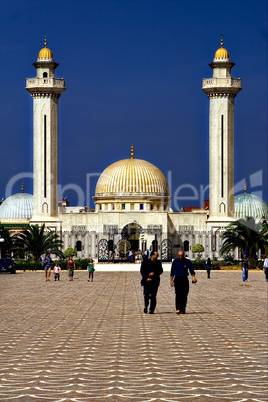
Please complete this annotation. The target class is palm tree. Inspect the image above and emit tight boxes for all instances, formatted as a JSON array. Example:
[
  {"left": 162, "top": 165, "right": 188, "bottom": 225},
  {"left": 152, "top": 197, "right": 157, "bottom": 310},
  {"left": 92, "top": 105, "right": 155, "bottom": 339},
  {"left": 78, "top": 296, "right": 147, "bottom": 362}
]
[
  {"left": 13, "top": 224, "right": 64, "bottom": 261},
  {"left": 220, "top": 218, "right": 268, "bottom": 259}
]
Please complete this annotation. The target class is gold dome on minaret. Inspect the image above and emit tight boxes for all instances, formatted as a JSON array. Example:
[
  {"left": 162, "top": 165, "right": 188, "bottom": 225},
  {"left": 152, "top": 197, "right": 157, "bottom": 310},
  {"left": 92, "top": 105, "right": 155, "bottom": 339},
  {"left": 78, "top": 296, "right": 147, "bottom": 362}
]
[
  {"left": 214, "top": 36, "right": 230, "bottom": 60},
  {"left": 38, "top": 36, "right": 54, "bottom": 60}
]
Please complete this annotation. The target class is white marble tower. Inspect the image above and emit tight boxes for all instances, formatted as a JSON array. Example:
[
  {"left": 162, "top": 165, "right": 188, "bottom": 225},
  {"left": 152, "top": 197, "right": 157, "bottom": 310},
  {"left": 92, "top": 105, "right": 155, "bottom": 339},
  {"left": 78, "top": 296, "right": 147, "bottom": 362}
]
[
  {"left": 26, "top": 38, "right": 65, "bottom": 228},
  {"left": 202, "top": 38, "right": 242, "bottom": 226}
]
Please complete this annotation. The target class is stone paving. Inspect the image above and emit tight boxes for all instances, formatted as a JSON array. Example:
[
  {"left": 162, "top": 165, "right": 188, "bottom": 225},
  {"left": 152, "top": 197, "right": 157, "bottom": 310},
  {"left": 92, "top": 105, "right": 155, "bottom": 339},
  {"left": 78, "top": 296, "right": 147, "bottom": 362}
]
[{"left": 0, "top": 268, "right": 267, "bottom": 401}]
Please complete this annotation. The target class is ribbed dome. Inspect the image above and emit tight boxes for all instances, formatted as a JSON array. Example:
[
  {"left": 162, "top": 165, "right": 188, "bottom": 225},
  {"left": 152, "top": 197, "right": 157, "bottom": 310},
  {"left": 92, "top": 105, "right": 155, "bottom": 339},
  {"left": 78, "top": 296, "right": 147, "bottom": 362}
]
[
  {"left": 214, "top": 37, "right": 230, "bottom": 60},
  {"left": 0, "top": 193, "right": 33, "bottom": 219},
  {"left": 235, "top": 193, "right": 268, "bottom": 221},
  {"left": 214, "top": 47, "right": 229, "bottom": 60},
  {"left": 95, "top": 158, "right": 170, "bottom": 197},
  {"left": 38, "top": 37, "right": 53, "bottom": 60},
  {"left": 38, "top": 47, "right": 53, "bottom": 60}
]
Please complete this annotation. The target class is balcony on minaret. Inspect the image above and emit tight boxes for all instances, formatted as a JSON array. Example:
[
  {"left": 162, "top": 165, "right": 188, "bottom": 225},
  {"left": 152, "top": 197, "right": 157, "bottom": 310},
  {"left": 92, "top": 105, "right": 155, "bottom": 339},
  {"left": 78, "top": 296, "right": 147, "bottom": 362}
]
[
  {"left": 26, "top": 77, "right": 66, "bottom": 96},
  {"left": 202, "top": 77, "right": 241, "bottom": 89},
  {"left": 26, "top": 77, "right": 65, "bottom": 88},
  {"left": 203, "top": 77, "right": 241, "bottom": 88},
  {"left": 202, "top": 77, "right": 242, "bottom": 95}
]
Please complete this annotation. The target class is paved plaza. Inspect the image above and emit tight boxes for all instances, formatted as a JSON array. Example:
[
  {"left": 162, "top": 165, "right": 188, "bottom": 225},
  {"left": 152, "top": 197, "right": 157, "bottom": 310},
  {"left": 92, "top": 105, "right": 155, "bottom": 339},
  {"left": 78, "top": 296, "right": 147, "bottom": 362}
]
[{"left": 0, "top": 267, "right": 267, "bottom": 401}]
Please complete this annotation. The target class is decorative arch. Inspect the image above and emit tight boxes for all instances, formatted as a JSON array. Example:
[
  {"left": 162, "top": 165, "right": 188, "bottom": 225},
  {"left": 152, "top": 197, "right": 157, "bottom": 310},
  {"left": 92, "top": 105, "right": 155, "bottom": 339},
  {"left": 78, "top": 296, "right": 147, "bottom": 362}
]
[
  {"left": 121, "top": 222, "right": 143, "bottom": 251},
  {"left": 220, "top": 202, "right": 226, "bottom": 213},
  {"left": 76, "top": 240, "right": 82, "bottom": 252},
  {"left": 183, "top": 240, "right": 189, "bottom": 252},
  {"left": 121, "top": 222, "right": 143, "bottom": 240},
  {"left": 42, "top": 202, "right": 48, "bottom": 213}
]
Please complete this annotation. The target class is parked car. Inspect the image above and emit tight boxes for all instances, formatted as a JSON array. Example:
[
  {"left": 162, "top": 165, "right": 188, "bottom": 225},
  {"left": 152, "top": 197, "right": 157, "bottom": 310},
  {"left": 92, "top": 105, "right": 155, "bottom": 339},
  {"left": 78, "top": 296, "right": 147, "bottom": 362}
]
[{"left": 0, "top": 258, "right": 16, "bottom": 274}]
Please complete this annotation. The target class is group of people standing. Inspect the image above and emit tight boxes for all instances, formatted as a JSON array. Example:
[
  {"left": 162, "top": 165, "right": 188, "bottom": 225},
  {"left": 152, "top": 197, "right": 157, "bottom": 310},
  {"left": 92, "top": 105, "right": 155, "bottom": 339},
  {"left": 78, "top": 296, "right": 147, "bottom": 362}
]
[
  {"left": 42, "top": 254, "right": 95, "bottom": 282},
  {"left": 128, "top": 249, "right": 143, "bottom": 263}
]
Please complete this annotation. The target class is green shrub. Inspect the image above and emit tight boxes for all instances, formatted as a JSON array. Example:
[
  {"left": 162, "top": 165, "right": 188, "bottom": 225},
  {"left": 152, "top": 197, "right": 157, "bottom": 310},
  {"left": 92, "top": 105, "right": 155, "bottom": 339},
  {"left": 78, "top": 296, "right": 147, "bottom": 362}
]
[
  {"left": 192, "top": 260, "right": 205, "bottom": 270},
  {"left": 14, "top": 258, "right": 91, "bottom": 271},
  {"left": 15, "top": 260, "right": 42, "bottom": 271},
  {"left": 249, "top": 259, "right": 257, "bottom": 269},
  {"left": 222, "top": 254, "right": 237, "bottom": 265},
  {"left": 211, "top": 261, "right": 221, "bottom": 270},
  {"left": 73, "top": 259, "right": 90, "bottom": 270},
  {"left": 223, "top": 253, "right": 235, "bottom": 263},
  {"left": 57, "top": 260, "right": 68, "bottom": 270},
  {"left": 64, "top": 248, "right": 77, "bottom": 257}
]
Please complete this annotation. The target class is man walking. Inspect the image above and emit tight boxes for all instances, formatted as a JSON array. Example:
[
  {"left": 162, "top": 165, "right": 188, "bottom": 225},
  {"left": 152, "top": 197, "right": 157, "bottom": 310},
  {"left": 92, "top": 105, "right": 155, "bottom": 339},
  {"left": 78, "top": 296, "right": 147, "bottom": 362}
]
[
  {"left": 140, "top": 251, "right": 163, "bottom": 314},
  {"left": 241, "top": 251, "right": 249, "bottom": 282},
  {"left": 170, "top": 250, "right": 197, "bottom": 314}
]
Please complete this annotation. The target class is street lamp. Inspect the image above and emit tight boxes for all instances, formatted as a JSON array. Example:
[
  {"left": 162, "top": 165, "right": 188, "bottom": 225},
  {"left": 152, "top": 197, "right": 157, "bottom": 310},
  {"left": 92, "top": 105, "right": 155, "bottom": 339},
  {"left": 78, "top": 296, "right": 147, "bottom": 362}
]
[{"left": 0, "top": 238, "right": 4, "bottom": 259}]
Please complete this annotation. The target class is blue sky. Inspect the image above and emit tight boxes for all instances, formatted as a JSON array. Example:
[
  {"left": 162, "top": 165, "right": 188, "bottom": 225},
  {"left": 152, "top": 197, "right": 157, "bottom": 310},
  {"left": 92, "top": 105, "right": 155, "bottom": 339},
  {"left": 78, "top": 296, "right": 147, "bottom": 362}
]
[{"left": 0, "top": 0, "right": 267, "bottom": 209}]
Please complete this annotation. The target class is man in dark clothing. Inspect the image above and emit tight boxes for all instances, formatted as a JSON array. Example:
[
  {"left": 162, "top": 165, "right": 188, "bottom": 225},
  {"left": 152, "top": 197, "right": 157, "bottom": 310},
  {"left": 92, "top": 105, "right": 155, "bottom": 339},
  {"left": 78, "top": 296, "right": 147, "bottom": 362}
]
[
  {"left": 140, "top": 251, "right": 163, "bottom": 314},
  {"left": 170, "top": 250, "right": 197, "bottom": 314},
  {"left": 241, "top": 252, "right": 250, "bottom": 281}
]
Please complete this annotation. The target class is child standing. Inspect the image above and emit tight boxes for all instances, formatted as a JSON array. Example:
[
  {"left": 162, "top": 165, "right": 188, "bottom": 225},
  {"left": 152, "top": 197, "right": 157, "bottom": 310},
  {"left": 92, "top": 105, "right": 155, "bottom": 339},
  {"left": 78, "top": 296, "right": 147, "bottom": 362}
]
[
  {"left": 53, "top": 262, "right": 61, "bottom": 281},
  {"left": 87, "top": 259, "right": 95, "bottom": 282}
]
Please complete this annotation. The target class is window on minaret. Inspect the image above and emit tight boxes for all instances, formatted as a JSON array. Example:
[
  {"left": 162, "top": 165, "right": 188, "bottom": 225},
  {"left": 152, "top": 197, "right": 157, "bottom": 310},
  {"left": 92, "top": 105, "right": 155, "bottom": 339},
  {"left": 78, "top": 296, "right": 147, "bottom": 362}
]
[
  {"left": 43, "top": 72, "right": 48, "bottom": 78},
  {"left": 121, "top": 204, "right": 126, "bottom": 210}
]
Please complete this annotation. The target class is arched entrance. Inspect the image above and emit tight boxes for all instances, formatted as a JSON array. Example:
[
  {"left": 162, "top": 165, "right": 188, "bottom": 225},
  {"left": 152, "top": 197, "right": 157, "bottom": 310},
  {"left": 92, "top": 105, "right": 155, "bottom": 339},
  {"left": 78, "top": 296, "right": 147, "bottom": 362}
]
[{"left": 121, "top": 222, "right": 143, "bottom": 251}]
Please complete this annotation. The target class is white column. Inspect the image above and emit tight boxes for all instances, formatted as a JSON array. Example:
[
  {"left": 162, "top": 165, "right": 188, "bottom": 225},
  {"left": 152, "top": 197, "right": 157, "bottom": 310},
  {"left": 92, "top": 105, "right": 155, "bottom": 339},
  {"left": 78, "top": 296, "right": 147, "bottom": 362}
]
[
  {"left": 84, "top": 232, "right": 89, "bottom": 258},
  {"left": 63, "top": 231, "right": 69, "bottom": 251},
  {"left": 91, "top": 231, "right": 97, "bottom": 259}
]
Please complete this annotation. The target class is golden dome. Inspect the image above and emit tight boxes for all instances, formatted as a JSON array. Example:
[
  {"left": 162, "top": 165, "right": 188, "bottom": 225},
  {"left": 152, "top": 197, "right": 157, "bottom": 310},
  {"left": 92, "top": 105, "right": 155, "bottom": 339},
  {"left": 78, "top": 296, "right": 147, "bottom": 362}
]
[
  {"left": 214, "top": 36, "right": 230, "bottom": 60},
  {"left": 38, "top": 37, "right": 53, "bottom": 60},
  {"left": 95, "top": 153, "right": 170, "bottom": 198}
]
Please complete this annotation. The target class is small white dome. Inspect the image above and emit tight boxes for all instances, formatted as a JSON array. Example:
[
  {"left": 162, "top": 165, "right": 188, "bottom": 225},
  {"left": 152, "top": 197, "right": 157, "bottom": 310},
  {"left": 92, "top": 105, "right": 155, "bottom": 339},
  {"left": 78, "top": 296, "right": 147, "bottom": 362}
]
[{"left": 0, "top": 193, "right": 33, "bottom": 219}]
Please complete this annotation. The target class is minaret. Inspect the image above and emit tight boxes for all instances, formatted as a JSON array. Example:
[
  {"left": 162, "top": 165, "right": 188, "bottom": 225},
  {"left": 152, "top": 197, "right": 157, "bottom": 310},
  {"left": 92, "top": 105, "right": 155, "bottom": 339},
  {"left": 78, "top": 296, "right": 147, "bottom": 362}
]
[
  {"left": 202, "top": 37, "right": 242, "bottom": 225},
  {"left": 26, "top": 38, "right": 65, "bottom": 227}
]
